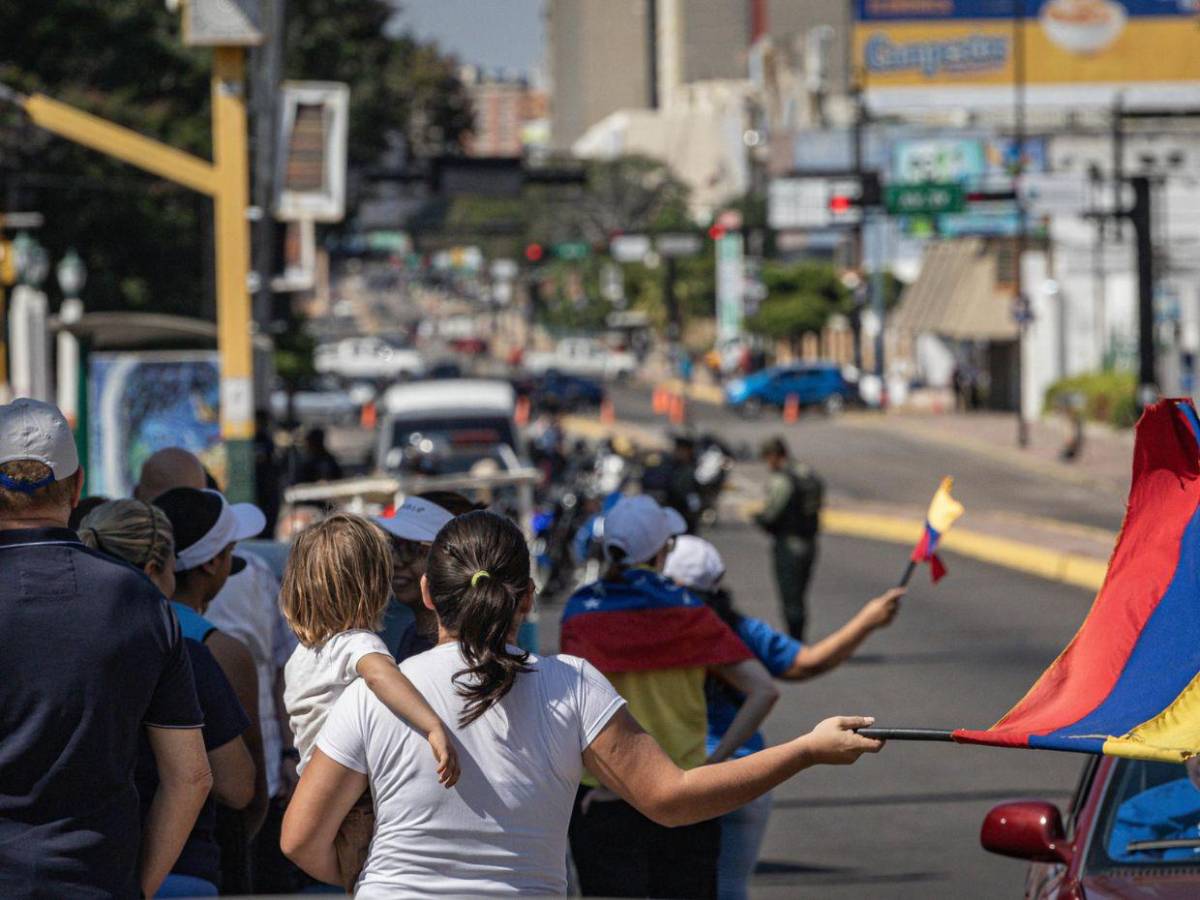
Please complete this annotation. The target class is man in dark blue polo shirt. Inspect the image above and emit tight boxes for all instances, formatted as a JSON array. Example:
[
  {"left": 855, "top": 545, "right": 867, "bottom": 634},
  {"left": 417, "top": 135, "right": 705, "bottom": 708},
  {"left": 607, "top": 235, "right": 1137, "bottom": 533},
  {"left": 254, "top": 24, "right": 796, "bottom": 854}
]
[{"left": 0, "top": 399, "right": 212, "bottom": 899}]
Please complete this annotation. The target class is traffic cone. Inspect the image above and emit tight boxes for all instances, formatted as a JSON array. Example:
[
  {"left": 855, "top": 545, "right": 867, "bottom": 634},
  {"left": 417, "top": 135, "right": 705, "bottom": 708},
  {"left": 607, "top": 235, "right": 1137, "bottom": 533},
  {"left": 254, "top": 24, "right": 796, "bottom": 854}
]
[
  {"left": 783, "top": 393, "right": 800, "bottom": 424},
  {"left": 668, "top": 392, "right": 687, "bottom": 426},
  {"left": 652, "top": 385, "right": 668, "bottom": 415},
  {"left": 515, "top": 395, "right": 531, "bottom": 427},
  {"left": 600, "top": 398, "right": 616, "bottom": 425},
  {"left": 360, "top": 401, "right": 377, "bottom": 429}
]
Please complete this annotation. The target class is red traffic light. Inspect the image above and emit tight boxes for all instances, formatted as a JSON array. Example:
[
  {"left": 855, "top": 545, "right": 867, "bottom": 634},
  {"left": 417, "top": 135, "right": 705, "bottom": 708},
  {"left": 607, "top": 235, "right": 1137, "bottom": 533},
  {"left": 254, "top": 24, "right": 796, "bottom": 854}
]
[
  {"left": 708, "top": 224, "right": 726, "bottom": 241},
  {"left": 829, "top": 195, "right": 852, "bottom": 213},
  {"left": 524, "top": 243, "right": 544, "bottom": 263}
]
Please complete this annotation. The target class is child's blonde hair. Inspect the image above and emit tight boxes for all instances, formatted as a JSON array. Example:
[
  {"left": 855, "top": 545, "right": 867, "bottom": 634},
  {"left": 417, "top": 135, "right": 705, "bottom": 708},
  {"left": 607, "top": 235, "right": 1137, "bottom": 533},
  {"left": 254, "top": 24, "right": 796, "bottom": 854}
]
[{"left": 280, "top": 512, "right": 394, "bottom": 647}]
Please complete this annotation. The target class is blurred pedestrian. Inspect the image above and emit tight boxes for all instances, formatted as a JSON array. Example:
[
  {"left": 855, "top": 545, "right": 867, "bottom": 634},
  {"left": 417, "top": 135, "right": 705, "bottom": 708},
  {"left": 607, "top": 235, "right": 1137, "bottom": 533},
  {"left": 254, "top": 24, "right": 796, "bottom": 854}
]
[
  {"left": 254, "top": 409, "right": 281, "bottom": 534},
  {"left": 374, "top": 494, "right": 455, "bottom": 659},
  {"left": 134, "top": 446, "right": 206, "bottom": 501},
  {"left": 206, "top": 550, "right": 300, "bottom": 892},
  {"left": 755, "top": 437, "right": 824, "bottom": 640},
  {"left": 665, "top": 535, "right": 904, "bottom": 900},
  {"left": 562, "top": 495, "right": 779, "bottom": 898},
  {"left": 282, "top": 510, "right": 883, "bottom": 896},
  {"left": 294, "top": 428, "right": 343, "bottom": 485},
  {"left": 79, "top": 499, "right": 257, "bottom": 898},
  {"left": 279, "top": 513, "right": 459, "bottom": 891},
  {"left": 154, "top": 487, "right": 272, "bottom": 890},
  {"left": 665, "top": 434, "right": 703, "bottom": 533},
  {"left": 0, "top": 399, "right": 210, "bottom": 899}
]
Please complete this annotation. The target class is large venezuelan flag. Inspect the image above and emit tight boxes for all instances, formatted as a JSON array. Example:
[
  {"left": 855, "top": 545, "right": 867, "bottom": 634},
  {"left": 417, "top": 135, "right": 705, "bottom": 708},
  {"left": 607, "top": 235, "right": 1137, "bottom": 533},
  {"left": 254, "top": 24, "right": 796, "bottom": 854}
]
[
  {"left": 560, "top": 569, "right": 752, "bottom": 673},
  {"left": 954, "top": 400, "right": 1200, "bottom": 763}
]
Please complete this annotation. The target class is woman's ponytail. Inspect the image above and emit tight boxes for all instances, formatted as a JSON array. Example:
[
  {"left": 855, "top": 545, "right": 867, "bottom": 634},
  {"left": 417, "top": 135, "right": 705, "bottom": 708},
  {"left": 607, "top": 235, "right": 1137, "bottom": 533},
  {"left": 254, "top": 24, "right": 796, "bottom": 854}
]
[{"left": 426, "top": 510, "right": 533, "bottom": 726}]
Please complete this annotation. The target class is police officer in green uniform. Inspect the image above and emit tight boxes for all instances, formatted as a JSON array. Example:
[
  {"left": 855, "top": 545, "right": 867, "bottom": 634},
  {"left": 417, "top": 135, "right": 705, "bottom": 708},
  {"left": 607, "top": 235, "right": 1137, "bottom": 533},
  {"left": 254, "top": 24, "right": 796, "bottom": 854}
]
[{"left": 755, "top": 436, "right": 824, "bottom": 640}]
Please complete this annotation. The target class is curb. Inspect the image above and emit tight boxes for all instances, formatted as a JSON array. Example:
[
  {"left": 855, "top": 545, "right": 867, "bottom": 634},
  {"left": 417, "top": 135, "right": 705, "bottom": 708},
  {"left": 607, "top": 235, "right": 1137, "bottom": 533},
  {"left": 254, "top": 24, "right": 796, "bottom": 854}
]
[{"left": 820, "top": 509, "right": 1107, "bottom": 593}]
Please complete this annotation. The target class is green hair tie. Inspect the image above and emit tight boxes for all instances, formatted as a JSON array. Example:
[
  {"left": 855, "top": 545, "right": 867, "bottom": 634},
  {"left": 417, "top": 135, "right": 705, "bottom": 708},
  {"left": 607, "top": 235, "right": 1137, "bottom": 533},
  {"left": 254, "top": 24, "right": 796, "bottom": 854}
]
[{"left": 471, "top": 570, "right": 491, "bottom": 587}]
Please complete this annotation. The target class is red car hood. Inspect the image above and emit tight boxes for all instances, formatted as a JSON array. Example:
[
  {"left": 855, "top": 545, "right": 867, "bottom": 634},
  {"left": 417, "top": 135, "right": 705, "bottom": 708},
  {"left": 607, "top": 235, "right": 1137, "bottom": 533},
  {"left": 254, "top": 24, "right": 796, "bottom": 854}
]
[{"left": 1083, "top": 873, "right": 1200, "bottom": 899}]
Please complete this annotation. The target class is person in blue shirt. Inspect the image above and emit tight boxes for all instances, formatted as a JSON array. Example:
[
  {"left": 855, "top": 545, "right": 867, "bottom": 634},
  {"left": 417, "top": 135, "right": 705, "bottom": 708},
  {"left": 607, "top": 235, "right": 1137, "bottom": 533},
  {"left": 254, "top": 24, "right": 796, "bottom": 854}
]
[{"left": 664, "top": 535, "right": 904, "bottom": 900}]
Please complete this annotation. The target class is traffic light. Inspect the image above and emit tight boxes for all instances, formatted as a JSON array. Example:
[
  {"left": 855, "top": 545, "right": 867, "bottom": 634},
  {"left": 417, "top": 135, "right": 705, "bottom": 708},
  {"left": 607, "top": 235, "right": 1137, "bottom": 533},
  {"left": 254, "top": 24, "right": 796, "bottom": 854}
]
[
  {"left": 828, "top": 194, "right": 852, "bottom": 214},
  {"left": 524, "top": 243, "right": 544, "bottom": 263}
]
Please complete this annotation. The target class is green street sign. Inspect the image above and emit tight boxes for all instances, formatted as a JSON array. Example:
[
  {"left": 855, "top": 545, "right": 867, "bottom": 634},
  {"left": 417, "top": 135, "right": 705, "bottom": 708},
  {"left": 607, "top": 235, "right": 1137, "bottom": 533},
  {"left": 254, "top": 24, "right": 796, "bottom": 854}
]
[
  {"left": 884, "top": 182, "right": 965, "bottom": 216},
  {"left": 552, "top": 241, "right": 591, "bottom": 261}
]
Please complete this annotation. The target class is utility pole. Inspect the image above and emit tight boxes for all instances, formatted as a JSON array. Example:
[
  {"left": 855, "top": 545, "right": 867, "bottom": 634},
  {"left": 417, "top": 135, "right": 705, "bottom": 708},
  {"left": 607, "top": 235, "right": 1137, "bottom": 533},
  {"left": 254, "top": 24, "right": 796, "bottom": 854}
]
[
  {"left": 251, "top": 0, "right": 286, "bottom": 332},
  {"left": 1012, "top": 0, "right": 1029, "bottom": 448},
  {"left": 0, "top": 35, "right": 261, "bottom": 501},
  {"left": 1131, "top": 176, "right": 1156, "bottom": 406}
]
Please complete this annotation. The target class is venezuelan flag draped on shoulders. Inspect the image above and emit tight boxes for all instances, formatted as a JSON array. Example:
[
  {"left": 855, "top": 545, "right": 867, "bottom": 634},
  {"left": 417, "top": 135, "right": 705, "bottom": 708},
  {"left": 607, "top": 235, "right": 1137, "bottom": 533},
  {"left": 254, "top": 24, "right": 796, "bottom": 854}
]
[
  {"left": 561, "top": 567, "right": 751, "bottom": 673},
  {"left": 563, "top": 567, "right": 752, "bottom": 776},
  {"left": 954, "top": 400, "right": 1200, "bottom": 763}
]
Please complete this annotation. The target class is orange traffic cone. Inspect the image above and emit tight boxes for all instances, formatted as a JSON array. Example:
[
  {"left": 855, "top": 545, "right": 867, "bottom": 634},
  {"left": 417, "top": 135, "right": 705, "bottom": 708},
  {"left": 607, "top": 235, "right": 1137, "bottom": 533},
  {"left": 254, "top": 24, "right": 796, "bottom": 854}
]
[
  {"left": 668, "top": 392, "right": 687, "bottom": 426},
  {"left": 600, "top": 398, "right": 616, "bottom": 425},
  {"left": 783, "top": 393, "right": 800, "bottom": 424},
  {"left": 652, "top": 385, "right": 668, "bottom": 415},
  {"left": 360, "top": 401, "right": 377, "bottom": 429},
  {"left": 515, "top": 395, "right": 531, "bottom": 427}
]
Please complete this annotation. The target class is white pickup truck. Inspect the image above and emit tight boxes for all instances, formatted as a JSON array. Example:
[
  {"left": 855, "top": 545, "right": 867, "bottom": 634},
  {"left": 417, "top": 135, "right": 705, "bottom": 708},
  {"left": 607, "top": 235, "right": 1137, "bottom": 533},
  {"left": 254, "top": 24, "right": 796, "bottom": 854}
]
[
  {"left": 314, "top": 337, "right": 426, "bottom": 381},
  {"left": 524, "top": 338, "right": 637, "bottom": 380}
]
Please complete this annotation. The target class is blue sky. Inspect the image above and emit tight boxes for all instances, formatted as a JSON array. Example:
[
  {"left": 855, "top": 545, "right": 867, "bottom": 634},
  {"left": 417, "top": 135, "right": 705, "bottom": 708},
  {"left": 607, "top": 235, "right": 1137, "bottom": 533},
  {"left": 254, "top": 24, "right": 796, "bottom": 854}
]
[{"left": 389, "top": 0, "right": 545, "bottom": 78}]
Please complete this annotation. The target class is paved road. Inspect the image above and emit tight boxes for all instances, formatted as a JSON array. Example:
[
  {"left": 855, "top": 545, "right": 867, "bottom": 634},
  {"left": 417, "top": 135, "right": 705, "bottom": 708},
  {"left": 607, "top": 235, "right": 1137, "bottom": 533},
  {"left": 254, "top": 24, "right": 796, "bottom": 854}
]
[
  {"left": 606, "top": 383, "right": 1126, "bottom": 532},
  {"left": 544, "top": 522, "right": 1090, "bottom": 899}
]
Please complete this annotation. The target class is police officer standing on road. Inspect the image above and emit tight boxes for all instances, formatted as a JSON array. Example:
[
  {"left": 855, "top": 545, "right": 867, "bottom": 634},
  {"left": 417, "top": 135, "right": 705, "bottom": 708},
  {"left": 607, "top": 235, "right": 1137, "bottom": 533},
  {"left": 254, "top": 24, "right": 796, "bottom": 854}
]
[{"left": 755, "top": 436, "right": 824, "bottom": 641}]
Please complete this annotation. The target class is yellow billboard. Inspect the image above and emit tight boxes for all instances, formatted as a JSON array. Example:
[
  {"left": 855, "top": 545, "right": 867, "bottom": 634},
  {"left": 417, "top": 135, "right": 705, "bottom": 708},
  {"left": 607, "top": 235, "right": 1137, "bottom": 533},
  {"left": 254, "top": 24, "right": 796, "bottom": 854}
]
[{"left": 855, "top": 1, "right": 1200, "bottom": 105}]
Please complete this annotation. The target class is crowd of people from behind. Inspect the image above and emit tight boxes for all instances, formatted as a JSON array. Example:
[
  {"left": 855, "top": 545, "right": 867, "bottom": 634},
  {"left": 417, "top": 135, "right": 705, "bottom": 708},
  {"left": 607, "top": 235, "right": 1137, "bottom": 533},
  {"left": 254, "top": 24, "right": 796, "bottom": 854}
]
[{"left": 0, "top": 396, "right": 902, "bottom": 899}]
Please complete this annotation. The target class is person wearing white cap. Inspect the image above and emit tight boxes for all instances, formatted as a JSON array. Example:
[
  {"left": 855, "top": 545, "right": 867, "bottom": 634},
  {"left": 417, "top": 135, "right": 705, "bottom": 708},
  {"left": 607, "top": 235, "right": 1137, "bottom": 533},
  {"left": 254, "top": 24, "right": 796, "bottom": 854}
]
[
  {"left": 374, "top": 493, "right": 456, "bottom": 660},
  {"left": 561, "top": 494, "right": 781, "bottom": 899},
  {"left": 0, "top": 399, "right": 211, "bottom": 899},
  {"left": 664, "top": 534, "right": 904, "bottom": 900},
  {"left": 155, "top": 486, "right": 273, "bottom": 880}
]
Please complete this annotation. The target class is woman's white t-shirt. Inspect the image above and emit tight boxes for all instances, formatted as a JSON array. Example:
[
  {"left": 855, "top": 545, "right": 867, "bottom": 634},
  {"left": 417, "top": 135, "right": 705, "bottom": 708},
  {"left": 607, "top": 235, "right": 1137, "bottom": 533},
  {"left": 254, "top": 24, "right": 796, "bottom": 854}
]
[{"left": 316, "top": 642, "right": 626, "bottom": 897}]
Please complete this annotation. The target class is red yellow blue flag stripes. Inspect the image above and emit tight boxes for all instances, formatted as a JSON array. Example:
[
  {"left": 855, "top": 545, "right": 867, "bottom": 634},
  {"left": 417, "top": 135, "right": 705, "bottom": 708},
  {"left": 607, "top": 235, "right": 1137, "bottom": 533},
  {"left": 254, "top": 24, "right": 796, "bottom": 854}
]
[
  {"left": 953, "top": 400, "right": 1200, "bottom": 763},
  {"left": 909, "top": 477, "right": 964, "bottom": 584}
]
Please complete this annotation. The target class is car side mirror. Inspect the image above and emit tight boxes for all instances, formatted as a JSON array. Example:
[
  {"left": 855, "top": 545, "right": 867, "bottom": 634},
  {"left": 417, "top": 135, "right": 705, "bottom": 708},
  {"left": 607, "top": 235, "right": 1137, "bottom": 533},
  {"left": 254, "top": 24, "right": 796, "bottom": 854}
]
[{"left": 981, "top": 801, "right": 1071, "bottom": 864}]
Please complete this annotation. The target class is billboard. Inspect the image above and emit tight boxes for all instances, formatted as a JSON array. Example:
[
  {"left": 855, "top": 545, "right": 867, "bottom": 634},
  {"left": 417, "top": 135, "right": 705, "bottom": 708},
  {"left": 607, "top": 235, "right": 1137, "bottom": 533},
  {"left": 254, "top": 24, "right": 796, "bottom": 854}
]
[
  {"left": 855, "top": 1, "right": 1200, "bottom": 109},
  {"left": 87, "top": 352, "right": 226, "bottom": 497}
]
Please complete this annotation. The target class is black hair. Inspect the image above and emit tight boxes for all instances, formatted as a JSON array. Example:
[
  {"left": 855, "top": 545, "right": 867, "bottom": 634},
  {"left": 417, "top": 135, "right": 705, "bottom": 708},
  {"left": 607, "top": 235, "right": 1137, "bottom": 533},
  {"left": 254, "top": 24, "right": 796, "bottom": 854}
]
[
  {"left": 702, "top": 585, "right": 744, "bottom": 632},
  {"left": 154, "top": 487, "right": 223, "bottom": 555},
  {"left": 426, "top": 510, "right": 533, "bottom": 726},
  {"left": 419, "top": 490, "right": 482, "bottom": 517},
  {"left": 69, "top": 495, "right": 110, "bottom": 531}
]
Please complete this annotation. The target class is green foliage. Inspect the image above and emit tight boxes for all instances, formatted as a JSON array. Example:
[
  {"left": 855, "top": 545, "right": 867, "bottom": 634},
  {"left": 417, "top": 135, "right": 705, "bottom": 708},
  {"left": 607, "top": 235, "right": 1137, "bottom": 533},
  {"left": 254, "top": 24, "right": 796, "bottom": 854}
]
[
  {"left": 0, "top": 1, "right": 469, "bottom": 317},
  {"left": 1044, "top": 370, "right": 1138, "bottom": 429},
  {"left": 273, "top": 316, "right": 316, "bottom": 389},
  {"left": 746, "top": 262, "right": 849, "bottom": 340}
]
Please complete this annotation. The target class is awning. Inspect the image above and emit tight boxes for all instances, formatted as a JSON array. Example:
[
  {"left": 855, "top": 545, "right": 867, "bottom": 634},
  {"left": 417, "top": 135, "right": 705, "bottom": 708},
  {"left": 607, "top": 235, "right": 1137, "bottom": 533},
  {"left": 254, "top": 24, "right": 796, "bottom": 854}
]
[{"left": 892, "top": 238, "right": 1017, "bottom": 342}]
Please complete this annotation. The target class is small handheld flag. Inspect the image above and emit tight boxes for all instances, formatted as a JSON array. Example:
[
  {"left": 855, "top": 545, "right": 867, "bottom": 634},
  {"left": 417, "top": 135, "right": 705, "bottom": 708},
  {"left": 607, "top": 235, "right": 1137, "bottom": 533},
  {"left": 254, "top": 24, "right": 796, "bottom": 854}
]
[{"left": 902, "top": 477, "right": 964, "bottom": 586}]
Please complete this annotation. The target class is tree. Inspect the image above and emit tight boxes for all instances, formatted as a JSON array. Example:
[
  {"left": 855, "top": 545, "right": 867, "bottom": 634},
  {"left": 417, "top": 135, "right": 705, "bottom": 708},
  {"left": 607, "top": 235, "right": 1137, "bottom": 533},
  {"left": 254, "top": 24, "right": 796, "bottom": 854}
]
[
  {"left": 0, "top": 1, "right": 470, "bottom": 316},
  {"left": 746, "top": 262, "right": 849, "bottom": 348}
]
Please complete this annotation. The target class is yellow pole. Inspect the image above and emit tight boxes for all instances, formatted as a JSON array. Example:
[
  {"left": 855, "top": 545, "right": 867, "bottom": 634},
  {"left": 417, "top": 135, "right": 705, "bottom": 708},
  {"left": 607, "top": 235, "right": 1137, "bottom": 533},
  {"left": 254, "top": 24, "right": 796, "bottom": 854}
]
[{"left": 212, "top": 47, "right": 256, "bottom": 501}]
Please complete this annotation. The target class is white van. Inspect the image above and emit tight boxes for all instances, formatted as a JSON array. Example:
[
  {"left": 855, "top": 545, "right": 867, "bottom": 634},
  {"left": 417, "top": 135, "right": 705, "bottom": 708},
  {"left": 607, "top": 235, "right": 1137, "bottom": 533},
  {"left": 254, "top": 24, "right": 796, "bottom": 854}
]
[{"left": 374, "top": 379, "right": 524, "bottom": 475}]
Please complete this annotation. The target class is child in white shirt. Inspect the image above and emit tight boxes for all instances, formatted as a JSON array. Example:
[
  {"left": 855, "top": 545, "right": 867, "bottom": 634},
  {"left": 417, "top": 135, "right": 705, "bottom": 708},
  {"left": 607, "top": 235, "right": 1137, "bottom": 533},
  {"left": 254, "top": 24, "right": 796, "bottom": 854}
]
[{"left": 281, "top": 512, "right": 459, "bottom": 891}]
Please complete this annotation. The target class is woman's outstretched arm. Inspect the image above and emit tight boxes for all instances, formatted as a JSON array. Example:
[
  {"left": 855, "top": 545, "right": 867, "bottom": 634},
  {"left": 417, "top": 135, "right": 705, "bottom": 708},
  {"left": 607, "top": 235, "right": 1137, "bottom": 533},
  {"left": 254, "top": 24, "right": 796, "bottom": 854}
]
[
  {"left": 280, "top": 749, "right": 369, "bottom": 885},
  {"left": 583, "top": 709, "right": 882, "bottom": 827}
]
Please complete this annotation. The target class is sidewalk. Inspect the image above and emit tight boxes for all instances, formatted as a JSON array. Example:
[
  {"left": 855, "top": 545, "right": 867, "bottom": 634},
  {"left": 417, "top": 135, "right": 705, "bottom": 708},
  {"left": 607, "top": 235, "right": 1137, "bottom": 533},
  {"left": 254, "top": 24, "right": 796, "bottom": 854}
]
[{"left": 842, "top": 410, "right": 1133, "bottom": 495}]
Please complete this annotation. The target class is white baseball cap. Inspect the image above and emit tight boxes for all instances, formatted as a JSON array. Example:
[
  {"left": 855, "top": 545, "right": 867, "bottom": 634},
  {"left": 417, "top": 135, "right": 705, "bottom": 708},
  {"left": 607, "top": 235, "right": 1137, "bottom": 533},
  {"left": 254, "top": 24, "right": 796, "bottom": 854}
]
[
  {"left": 602, "top": 494, "right": 687, "bottom": 565},
  {"left": 664, "top": 534, "right": 726, "bottom": 592},
  {"left": 376, "top": 495, "right": 453, "bottom": 543},
  {"left": 0, "top": 398, "right": 79, "bottom": 491}
]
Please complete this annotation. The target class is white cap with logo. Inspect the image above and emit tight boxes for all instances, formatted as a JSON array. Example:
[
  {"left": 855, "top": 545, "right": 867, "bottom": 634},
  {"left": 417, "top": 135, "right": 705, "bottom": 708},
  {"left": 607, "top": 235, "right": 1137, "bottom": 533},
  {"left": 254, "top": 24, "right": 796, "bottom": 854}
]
[
  {"left": 0, "top": 398, "right": 79, "bottom": 492},
  {"left": 663, "top": 534, "right": 726, "bottom": 592},
  {"left": 375, "top": 495, "right": 454, "bottom": 543},
  {"left": 602, "top": 494, "right": 687, "bottom": 565}
]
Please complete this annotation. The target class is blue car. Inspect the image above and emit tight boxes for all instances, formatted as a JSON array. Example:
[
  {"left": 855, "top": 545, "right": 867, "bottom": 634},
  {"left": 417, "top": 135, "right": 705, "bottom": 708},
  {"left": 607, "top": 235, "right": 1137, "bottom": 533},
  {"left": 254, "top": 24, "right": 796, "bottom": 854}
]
[
  {"left": 534, "top": 369, "right": 605, "bottom": 411},
  {"left": 724, "top": 362, "right": 854, "bottom": 417}
]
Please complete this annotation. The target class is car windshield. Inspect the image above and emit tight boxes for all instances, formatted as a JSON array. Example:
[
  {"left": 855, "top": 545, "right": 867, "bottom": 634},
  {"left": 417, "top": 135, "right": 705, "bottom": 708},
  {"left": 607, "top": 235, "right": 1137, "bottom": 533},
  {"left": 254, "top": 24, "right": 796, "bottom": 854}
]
[
  {"left": 385, "top": 415, "right": 516, "bottom": 475},
  {"left": 1086, "top": 758, "right": 1200, "bottom": 872}
]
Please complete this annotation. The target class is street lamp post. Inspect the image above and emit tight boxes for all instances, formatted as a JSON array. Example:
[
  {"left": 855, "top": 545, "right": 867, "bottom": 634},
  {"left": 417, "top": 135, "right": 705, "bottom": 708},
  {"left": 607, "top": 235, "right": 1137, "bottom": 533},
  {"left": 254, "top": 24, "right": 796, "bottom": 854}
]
[
  {"left": 55, "top": 249, "right": 86, "bottom": 429},
  {"left": 9, "top": 233, "right": 51, "bottom": 402}
]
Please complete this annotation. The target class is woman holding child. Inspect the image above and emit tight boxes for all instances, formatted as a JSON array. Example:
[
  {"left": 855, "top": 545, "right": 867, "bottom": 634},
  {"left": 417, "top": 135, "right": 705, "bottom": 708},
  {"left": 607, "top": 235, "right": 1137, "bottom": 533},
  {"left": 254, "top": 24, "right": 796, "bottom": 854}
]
[{"left": 281, "top": 509, "right": 885, "bottom": 897}]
